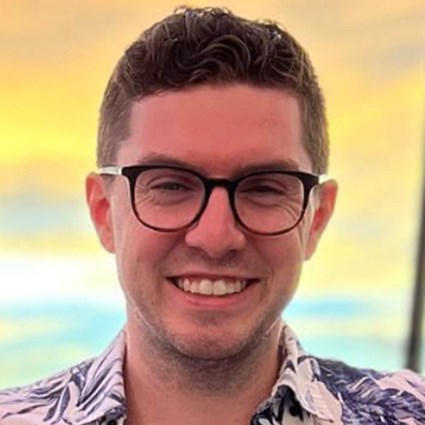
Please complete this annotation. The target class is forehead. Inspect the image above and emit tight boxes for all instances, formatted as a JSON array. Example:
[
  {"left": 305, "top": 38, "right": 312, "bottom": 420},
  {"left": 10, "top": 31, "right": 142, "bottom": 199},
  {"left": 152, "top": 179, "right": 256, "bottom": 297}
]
[{"left": 117, "top": 84, "right": 312, "bottom": 175}]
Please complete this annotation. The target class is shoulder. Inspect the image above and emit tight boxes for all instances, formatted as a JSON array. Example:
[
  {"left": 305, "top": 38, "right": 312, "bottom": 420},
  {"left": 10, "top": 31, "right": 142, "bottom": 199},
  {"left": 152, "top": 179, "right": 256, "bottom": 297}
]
[
  {"left": 0, "top": 331, "right": 127, "bottom": 425},
  {"left": 0, "top": 357, "right": 96, "bottom": 424},
  {"left": 314, "top": 356, "right": 425, "bottom": 424}
]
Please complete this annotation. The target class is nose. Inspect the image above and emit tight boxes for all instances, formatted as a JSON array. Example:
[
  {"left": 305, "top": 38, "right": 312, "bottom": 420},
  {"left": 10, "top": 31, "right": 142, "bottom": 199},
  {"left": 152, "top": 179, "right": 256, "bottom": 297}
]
[{"left": 184, "top": 187, "right": 247, "bottom": 258}]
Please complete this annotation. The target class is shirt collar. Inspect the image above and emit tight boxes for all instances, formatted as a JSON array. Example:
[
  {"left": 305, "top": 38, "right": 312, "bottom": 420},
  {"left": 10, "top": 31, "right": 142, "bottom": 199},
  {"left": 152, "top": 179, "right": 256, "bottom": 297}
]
[
  {"left": 66, "top": 330, "right": 127, "bottom": 425},
  {"left": 68, "top": 325, "right": 335, "bottom": 424},
  {"left": 270, "top": 324, "right": 335, "bottom": 422}
]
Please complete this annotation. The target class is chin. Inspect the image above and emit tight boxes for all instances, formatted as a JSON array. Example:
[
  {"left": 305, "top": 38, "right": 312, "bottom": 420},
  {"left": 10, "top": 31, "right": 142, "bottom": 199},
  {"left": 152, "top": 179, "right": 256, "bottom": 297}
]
[{"left": 165, "top": 324, "right": 274, "bottom": 362}]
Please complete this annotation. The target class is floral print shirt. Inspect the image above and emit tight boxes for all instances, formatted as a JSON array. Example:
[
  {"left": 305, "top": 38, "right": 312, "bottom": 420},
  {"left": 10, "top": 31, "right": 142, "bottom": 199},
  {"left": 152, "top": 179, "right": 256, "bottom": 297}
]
[{"left": 0, "top": 325, "right": 424, "bottom": 425}]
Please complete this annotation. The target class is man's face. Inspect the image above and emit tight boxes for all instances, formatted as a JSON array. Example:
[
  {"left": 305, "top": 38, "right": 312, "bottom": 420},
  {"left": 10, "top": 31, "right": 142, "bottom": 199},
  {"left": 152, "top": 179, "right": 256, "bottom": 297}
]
[{"left": 87, "top": 84, "right": 336, "bottom": 360}]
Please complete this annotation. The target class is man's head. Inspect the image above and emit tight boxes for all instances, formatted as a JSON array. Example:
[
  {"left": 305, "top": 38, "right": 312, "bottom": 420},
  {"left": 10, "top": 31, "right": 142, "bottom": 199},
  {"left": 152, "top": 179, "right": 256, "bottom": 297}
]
[
  {"left": 87, "top": 7, "right": 337, "bottom": 369},
  {"left": 97, "top": 6, "right": 328, "bottom": 174}
]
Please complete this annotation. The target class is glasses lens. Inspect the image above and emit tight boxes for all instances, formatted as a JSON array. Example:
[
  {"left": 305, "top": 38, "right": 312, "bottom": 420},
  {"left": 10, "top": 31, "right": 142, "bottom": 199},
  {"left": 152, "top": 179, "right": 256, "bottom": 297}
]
[
  {"left": 134, "top": 168, "right": 204, "bottom": 230},
  {"left": 235, "top": 173, "right": 304, "bottom": 234}
]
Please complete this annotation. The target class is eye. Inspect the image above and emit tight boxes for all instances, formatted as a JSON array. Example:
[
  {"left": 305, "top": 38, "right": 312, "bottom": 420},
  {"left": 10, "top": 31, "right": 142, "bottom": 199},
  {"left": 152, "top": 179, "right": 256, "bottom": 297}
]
[
  {"left": 138, "top": 170, "right": 200, "bottom": 194},
  {"left": 150, "top": 181, "right": 191, "bottom": 192},
  {"left": 243, "top": 183, "right": 285, "bottom": 195},
  {"left": 239, "top": 177, "right": 290, "bottom": 196},
  {"left": 135, "top": 169, "right": 203, "bottom": 207},
  {"left": 236, "top": 173, "right": 303, "bottom": 209}
]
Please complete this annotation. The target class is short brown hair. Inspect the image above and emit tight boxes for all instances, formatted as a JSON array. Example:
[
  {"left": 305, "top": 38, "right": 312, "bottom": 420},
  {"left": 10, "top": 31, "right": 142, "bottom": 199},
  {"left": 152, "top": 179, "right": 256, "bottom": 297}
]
[{"left": 97, "top": 6, "right": 329, "bottom": 173}]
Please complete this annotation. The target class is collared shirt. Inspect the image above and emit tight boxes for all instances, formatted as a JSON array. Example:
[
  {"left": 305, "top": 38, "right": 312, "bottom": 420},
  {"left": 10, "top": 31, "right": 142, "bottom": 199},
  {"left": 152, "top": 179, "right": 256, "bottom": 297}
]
[{"left": 0, "top": 325, "right": 424, "bottom": 425}]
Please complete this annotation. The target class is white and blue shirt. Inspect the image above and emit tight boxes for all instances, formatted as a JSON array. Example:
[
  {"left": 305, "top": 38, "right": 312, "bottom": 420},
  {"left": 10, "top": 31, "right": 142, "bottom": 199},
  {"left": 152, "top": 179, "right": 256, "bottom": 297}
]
[{"left": 1, "top": 325, "right": 424, "bottom": 424}]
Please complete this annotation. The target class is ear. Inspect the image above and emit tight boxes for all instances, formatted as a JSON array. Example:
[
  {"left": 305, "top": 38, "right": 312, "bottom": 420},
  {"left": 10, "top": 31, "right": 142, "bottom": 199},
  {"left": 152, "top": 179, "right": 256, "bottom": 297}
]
[
  {"left": 304, "top": 180, "right": 338, "bottom": 260},
  {"left": 86, "top": 172, "right": 115, "bottom": 253}
]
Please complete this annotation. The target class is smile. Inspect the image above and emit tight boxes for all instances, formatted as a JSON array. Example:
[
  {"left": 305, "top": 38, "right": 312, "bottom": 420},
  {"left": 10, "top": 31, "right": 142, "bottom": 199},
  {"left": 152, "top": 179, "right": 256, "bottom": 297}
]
[{"left": 173, "top": 277, "right": 252, "bottom": 296}]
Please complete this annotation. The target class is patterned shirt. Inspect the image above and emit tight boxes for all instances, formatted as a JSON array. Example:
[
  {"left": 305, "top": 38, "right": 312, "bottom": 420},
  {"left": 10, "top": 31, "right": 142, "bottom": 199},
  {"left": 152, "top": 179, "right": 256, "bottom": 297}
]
[{"left": 0, "top": 325, "right": 424, "bottom": 425}]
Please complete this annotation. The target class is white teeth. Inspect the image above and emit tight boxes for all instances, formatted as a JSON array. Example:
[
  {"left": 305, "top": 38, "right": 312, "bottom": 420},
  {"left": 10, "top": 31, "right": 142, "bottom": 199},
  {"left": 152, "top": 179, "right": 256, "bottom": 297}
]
[
  {"left": 213, "top": 279, "right": 227, "bottom": 296},
  {"left": 175, "top": 278, "right": 248, "bottom": 296},
  {"left": 199, "top": 279, "right": 213, "bottom": 295},
  {"left": 226, "top": 283, "right": 236, "bottom": 294},
  {"left": 183, "top": 278, "right": 191, "bottom": 292},
  {"left": 190, "top": 280, "right": 200, "bottom": 294}
]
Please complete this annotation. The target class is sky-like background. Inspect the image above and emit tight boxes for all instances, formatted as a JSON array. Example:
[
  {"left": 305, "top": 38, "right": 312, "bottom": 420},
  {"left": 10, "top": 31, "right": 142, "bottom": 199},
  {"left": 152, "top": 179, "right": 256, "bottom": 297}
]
[{"left": 0, "top": 0, "right": 424, "bottom": 385}]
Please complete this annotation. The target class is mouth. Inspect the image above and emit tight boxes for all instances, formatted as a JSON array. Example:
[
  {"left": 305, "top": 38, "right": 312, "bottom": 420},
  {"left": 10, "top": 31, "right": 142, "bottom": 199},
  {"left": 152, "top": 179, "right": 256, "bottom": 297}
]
[{"left": 170, "top": 277, "right": 259, "bottom": 297}]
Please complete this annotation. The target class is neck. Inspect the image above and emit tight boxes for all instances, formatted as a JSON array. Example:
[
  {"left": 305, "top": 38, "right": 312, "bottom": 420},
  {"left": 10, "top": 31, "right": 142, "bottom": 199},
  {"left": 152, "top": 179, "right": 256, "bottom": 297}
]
[{"left": 123, "top": 319, "right": 283, "bottom": 425}]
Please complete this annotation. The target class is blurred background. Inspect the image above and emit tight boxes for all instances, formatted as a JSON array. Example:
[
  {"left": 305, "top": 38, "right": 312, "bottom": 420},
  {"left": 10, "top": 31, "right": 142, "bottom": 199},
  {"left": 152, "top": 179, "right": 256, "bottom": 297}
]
[{"left": 0, "top": 0, "right": 424, "bottom": 387}]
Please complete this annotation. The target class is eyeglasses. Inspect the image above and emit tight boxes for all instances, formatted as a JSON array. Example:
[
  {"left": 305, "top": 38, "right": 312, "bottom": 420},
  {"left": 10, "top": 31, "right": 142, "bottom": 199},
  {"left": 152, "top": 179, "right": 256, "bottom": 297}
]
[{"left": 98, "top": 165, "right": 325, "bottom": 236}]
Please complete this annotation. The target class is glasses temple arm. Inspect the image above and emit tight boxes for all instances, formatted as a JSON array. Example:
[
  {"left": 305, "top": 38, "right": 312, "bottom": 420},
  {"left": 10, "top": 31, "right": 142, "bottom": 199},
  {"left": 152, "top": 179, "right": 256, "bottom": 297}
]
[{"left": 97, "top": 166, "right": 123, "bottom": 176}]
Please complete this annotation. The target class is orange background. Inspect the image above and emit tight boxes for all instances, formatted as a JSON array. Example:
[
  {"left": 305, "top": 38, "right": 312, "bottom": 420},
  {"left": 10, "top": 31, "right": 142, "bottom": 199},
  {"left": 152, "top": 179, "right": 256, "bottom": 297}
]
[{"left": 0, "top": 0, "right": 424, "bottom": 385}]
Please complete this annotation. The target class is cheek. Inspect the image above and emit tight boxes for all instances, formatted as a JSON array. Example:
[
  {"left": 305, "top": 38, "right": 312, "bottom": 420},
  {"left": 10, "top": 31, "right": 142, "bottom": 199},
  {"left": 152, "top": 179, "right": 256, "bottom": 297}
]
[
  {"left": 114, "top": 216, "right": 181, "bottom": 288},
  {"left": 107, "top": 187, "right": 179, "bottom": 302},
  {"left": 258, "top": 232, "right": 306, "bottom": 297},
  {"left": 255, "top": 236, "right": 304, "bottom": 314},
  {"left": 262, "top": 231, "right": 306, "bottom": 270}
]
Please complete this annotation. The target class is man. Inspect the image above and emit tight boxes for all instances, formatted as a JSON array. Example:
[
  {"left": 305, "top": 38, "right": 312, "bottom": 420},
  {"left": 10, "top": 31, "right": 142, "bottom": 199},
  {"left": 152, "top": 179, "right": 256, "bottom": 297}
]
[{"left": 1, "top": 6, "right": 424, "bottom": 425}]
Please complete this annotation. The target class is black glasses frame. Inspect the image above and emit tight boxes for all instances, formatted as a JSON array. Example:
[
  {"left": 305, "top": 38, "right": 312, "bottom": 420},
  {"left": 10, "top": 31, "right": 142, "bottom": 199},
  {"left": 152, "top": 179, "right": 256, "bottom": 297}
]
[{"left": 98, "top": 164, "right": 323, "bottom": 236}]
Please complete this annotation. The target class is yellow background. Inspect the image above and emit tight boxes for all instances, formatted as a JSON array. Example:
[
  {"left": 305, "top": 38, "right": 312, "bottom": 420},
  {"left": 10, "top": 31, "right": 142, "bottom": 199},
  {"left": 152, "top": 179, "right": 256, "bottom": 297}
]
[{"left": 0, "top": 0, "right": 424, "bottom": 385}]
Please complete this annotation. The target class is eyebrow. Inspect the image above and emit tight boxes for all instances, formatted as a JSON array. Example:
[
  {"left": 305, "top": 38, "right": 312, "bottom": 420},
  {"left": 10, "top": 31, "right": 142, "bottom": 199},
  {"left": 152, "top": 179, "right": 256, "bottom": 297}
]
[{"left": 130, "top": 153, "right": 303, "bottom": 177}]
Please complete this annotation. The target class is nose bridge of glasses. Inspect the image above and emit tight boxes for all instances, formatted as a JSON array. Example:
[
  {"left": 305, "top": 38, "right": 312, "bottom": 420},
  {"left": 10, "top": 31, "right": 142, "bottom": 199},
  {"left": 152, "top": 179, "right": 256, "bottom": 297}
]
[
  {"left": 196, "top": 178, "right": 240, "bottom": 227},
  {"left": 203, "top": 177, "right": 238, "bottom": 208}
]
